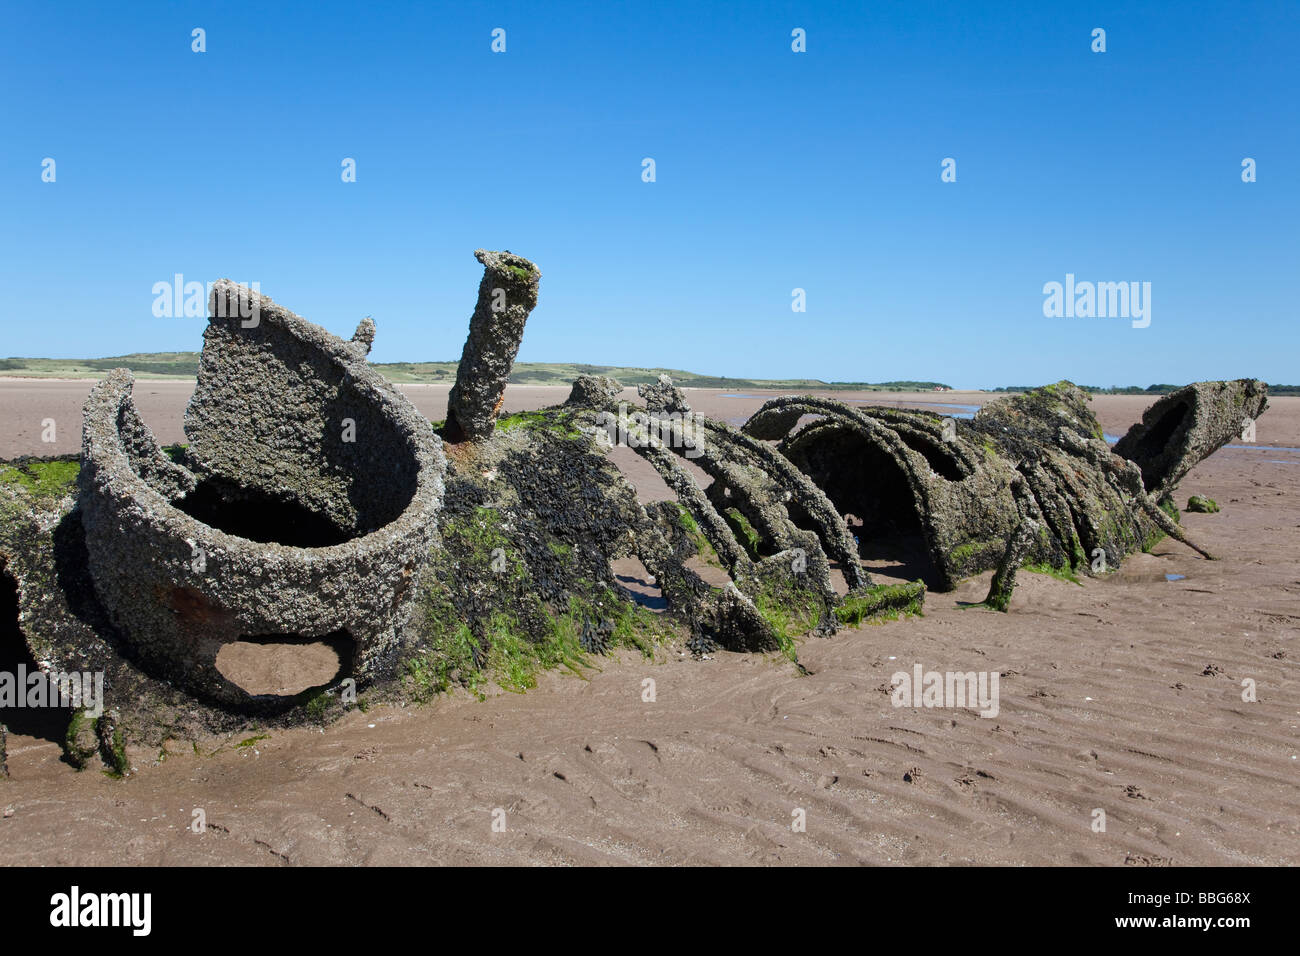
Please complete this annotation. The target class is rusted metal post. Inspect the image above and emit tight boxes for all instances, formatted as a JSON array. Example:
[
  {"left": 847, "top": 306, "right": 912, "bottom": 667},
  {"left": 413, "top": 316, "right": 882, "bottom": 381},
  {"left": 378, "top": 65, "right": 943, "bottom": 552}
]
[{"left": 445, "top": 250, "right": 541, "bottom": 442}]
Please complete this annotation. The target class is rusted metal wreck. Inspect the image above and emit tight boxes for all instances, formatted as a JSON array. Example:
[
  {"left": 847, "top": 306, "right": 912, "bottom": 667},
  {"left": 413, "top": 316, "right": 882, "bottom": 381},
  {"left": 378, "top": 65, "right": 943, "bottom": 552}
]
[{"left": 0, "top": 251, "right": 1268, "bottom": 771}]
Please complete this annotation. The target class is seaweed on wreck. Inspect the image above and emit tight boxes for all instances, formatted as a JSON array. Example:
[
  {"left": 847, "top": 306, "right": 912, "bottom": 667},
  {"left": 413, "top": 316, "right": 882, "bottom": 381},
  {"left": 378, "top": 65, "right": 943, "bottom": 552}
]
[
  {"left": 0, "top": 248, "right": 1270, "bottom": 772},
  {"left": 741, "top": 378, "right": 1267, "bottom": 610}
]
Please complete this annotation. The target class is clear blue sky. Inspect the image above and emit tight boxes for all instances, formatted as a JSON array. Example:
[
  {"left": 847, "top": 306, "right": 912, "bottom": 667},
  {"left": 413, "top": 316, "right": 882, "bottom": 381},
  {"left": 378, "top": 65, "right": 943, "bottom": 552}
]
[{"left": 1, "top": 1, "right": 1296, "bottom": 388}]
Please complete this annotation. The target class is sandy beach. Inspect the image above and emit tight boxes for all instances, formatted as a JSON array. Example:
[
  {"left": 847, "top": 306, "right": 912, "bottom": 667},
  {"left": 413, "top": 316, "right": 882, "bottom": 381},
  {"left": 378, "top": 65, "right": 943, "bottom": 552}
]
[{"left": 1, "top": 383, "right": 1297, "bottom": 865}]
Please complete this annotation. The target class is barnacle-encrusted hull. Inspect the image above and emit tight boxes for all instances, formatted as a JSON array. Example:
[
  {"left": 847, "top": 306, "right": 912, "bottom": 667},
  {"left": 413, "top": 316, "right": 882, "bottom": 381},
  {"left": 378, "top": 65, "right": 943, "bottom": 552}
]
[
  {"left": 743, "top": 380, "right": 1267, "bottom": 602},
  {"left": 0, "top": 252, "right": 1269, "bottom": 771},
  {"left": 77, "top": 282, "right": 446, "bottom": 713}
]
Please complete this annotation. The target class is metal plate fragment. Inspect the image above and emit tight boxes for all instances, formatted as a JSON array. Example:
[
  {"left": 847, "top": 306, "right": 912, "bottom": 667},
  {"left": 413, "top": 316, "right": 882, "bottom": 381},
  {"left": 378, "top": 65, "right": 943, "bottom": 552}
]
[{"left": 77, "top": 281, "right": 445, "bottom": 712}]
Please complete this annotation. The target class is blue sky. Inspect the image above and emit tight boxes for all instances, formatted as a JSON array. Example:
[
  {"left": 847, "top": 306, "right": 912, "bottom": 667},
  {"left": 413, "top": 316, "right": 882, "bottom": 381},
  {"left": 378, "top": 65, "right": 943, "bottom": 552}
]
[{"left": 1, "top": 0, "right": 1296, "bottom": 388}]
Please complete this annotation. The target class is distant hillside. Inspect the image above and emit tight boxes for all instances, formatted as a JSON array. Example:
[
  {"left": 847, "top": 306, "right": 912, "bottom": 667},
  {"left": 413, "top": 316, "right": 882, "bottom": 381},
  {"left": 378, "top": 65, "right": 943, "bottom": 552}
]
[
  {"left": 379, "top": 360, "right": 950, "bottom": 391},
  {"left": 0, "top": 353, "right": 204, "bottom": 379},
  {"left": 990, "top": 383, "right": 1300, "bottom": 397},
  {"left": 0, "top": 353, "right": 952, "bottom": 391}
]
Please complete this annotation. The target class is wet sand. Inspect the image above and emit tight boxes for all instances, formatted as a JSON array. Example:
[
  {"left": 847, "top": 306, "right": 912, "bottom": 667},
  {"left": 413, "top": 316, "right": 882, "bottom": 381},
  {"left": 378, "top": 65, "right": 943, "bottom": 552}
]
[{"left": 1, "top": 383, "right": 1297, "bottom": 865}]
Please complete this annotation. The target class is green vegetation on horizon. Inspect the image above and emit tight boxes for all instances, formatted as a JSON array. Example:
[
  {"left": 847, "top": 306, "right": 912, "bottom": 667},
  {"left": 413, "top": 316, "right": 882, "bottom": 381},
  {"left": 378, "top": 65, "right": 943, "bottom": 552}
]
[
  {"left": 0, "top": 353, "right": 208, "bottom": 379},
  {"left": 0, "top": 352, "right": 953, "bottom": 390},
  {"left": 5, "top": 353, "right": 1295, "bottom": 395},
  {"left": 992, "top": 382, "right": 1300, "bottom": 396}
]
